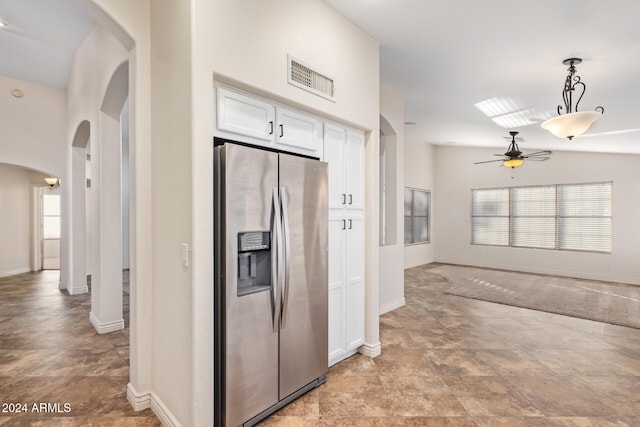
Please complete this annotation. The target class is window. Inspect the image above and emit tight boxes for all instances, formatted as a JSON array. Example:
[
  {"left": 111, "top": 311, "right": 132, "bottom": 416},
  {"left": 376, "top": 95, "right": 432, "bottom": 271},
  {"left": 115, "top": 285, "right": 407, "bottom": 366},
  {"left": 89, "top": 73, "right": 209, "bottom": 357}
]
[
  {"left": 42, "top": 193, "right": 61, "bottom": 270},
  {"left": 471, "top": 182, "right": 612, "bottom": 253},
  {"left": 471, "top": 188, "right": 509, "bottom": 246},
  {"left": 405, "top": 188, "right": 430, "bottom": 245},
  {"left": 510, "top": 186, "right": 556, "bottom": 249},
  {"left": 558, "top": 182, "right": 612, "bottom": 252}
]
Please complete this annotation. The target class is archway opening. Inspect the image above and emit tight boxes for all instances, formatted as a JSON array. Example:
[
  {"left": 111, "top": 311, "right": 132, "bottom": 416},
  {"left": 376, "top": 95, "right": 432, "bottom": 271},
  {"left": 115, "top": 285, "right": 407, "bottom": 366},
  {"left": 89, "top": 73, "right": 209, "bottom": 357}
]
[{"left": 380, "top": 115, "right": 398, "bottom": 246}]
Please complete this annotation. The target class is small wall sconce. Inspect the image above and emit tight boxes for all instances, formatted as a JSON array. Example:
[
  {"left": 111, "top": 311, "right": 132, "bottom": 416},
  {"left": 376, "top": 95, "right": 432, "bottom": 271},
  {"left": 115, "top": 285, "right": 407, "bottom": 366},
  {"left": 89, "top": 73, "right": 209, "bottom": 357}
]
[{"left": 44, "top": 177, "right": 60, "bottom": 189}]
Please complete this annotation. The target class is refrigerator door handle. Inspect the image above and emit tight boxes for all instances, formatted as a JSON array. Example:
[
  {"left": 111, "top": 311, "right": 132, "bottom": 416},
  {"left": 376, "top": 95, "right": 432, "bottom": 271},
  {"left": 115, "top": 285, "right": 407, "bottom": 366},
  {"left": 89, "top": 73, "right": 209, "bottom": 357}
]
[
  {"left": 279, "top": 187, "right": 291, "bottom": 328},
  {"left": 271, "top": 187, "right": 284, "bottom": 333}
]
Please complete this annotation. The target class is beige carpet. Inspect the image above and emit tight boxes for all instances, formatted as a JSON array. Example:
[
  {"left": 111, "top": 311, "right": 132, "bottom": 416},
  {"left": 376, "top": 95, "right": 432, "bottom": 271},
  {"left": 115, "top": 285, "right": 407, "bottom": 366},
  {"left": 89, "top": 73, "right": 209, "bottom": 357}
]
[{"left": 431, "top": 264, "right": 640, "bottom": 329}]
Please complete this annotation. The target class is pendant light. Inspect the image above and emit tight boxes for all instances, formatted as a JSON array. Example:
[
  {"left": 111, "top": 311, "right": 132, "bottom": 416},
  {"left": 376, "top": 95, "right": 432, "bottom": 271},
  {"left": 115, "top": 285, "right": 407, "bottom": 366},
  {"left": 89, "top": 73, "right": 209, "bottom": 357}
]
[
  {"left": 541, "top": 58, "right": 604, "bottom": 140},
  {"left": 44, "top": 177, "right": 60, "bottom": 189}
]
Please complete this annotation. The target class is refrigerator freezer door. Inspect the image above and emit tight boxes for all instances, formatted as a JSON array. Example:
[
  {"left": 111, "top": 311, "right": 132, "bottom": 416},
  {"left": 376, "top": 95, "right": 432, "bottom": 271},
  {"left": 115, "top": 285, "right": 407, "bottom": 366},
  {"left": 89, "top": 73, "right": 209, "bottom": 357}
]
[
  {"left": 278, "top": 153, "right": 328, "bottom": 399},
  {"left": 221, "top": 143, "right": 280, "bottom": 426}
]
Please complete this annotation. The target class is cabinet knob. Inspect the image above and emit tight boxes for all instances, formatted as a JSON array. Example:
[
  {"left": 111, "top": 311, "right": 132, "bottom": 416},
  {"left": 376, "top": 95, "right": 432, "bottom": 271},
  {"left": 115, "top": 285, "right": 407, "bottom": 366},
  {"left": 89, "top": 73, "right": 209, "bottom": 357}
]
[
  {"left": 349, "top": 194, "right": 353, "bottom": 205},
  {"left": 269, "top": 121, "right": 274, "bottom": 135},
  {"left": 342, "top": 219, "right": 346, "bottom": 230},
  {"left": 342, "top": 194, "right": 346, "bottom": 205},
  {"left": 348, "top": 219, "right": 352, "bottom": 229},
  {"left": 279, "top": 124, "right": 284, "bottom": 137}
]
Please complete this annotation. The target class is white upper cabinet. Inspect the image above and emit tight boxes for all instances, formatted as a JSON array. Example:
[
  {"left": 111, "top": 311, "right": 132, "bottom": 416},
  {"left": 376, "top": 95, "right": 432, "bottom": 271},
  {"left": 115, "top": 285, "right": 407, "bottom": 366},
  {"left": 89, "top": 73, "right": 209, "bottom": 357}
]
[
  {"left": 275, "top": 106, "right": 323, "bottom": 158},
  {"left": 215, "top": 86, "right": 322, "bottom": 158},
  {"left": 216, "top": 87, "right": 275, "bottom": 142},
  {"left": 345, "top": 130, "right": 365, "bottom": 211},
  {"left": 324, "top": 124, "right": 347, "bottom": 210},
  {"left": 324, "top": 123, "right": 365, "bottom": 212}
]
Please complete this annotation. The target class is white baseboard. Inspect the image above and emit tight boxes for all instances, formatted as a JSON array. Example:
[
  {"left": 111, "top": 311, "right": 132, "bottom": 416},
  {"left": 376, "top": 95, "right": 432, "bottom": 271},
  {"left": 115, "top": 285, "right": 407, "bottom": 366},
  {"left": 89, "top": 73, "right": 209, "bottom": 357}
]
[
  {"left": 359, "top": 341, "right": 381, "bottom": 358},
  {"left": 89, "top": 311, "right": 124, "bottom": 334},
  {"left": 127, "top": 383, "right": 182, "bottom": 427},
  {"left": 127, "top": 383, "right": 151, "bottom": 411},
  {"left": 380, "top": 297, "right": 405, "bottom": 315},
  {"left": 67, "top": 285, "right": 89, "bottom": 295},
  {"left": 150, "top": 392, "right": 182, "bottom": 427},
  {"left": 0, "top": 267, "right": 30, "bottom": 278}
]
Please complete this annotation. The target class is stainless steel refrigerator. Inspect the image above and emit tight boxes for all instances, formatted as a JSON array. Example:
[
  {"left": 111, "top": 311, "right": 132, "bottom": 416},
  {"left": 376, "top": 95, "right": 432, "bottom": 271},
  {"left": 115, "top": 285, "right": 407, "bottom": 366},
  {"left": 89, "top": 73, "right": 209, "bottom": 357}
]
[{"left": 214, "top": 139, "right": 328, "bottom": 427}]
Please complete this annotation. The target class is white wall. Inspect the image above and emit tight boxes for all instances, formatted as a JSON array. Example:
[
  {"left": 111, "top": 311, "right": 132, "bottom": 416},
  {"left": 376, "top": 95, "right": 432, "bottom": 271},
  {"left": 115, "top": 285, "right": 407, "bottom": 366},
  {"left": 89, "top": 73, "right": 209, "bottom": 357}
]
[
  {"left": 434, "top": 145, "right": 640, "bottom": 284},
  {"left": 207, "top": 0, "right": 379, "bottom": 129},
  {"left": 78, "top": 1, "right": 381, "bottom": 425},
  {"left": 191, "top": 0, "right": 380, "bottom": 425},
  {"left": 404, "top": 135, "right": 436, "bottom": 268},
  {"left": 0, "top": 76, "right": 67, "bottom": 177},
  {"left": 0, "top": 164, "right": 33, "bottom": 277},
  {"left": 379, "top": 84, "right": 405, "bottom": 313},
  {"left": 0, "top": 76, "right": 66, "bottom": 278},
  {"left": 149, "top": 1, "right": 193, "bottom": 425}
]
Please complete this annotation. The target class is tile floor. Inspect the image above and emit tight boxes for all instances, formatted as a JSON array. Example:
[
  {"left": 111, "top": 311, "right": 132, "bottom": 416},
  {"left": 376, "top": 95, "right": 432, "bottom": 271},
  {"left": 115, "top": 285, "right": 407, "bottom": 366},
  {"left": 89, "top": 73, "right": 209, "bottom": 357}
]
[
  {"left": 0, "top": 270, "right": 160, "bottom": 426},
  {"left": 261, "top": 264, "right": 640, "bottom": 426},
  {"left": 2, "top": 265, "right": 640, "bottom": 426}
]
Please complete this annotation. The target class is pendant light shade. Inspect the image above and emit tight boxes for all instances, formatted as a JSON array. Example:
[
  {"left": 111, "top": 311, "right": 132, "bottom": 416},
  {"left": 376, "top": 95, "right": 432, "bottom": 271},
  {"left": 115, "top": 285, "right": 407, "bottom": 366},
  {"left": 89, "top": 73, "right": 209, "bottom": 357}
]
[
  {"left": 541, "top": 110, "right": 603, "bottom": 140},
  {"left": 503, "top": 158, "right": 524, "bottom": 168},
  {"left": 541, "top": 58, "right": 604, "bottom": 140},
  {"left": 44, "top": 177, "right": 60, "bottom": 188}
]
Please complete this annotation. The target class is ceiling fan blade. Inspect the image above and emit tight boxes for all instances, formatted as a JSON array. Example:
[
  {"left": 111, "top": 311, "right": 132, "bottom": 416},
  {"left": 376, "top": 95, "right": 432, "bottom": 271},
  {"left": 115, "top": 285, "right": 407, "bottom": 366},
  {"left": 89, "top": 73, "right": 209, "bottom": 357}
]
[
  {"left": 474, "top": 159, "right": 505, "bottom": 164},
  {"left": 524, "top": 150, "right": 552, "bottom": 157},
  {"left": 523, "top": 157, "right": 550, "bottom": 161}
]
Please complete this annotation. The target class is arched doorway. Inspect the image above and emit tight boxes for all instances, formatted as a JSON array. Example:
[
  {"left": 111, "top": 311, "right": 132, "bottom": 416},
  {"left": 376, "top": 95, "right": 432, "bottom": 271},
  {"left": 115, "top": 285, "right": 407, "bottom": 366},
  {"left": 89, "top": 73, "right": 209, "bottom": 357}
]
[
  {"left": 69, "top": 119, "right": 90, "bottom": 295},
  {"left": 88, "top": 60, "right": 129, "bottom": 334}
]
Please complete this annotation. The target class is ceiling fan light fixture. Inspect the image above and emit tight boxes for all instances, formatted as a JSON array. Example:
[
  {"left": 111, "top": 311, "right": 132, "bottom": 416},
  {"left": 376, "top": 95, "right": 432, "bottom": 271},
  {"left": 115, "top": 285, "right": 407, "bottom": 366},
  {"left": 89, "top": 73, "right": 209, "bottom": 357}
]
[
  {"left": 503, "top": 158, "right": 524, "bottom": 168},
  {"left": 541, "top": 58, "right": 604, "bottom": 140}
]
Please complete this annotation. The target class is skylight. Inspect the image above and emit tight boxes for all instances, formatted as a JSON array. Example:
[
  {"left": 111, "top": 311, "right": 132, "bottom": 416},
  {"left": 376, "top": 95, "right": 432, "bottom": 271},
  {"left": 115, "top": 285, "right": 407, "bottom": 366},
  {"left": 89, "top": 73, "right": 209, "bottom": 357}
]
[{"left": 475, "top": 97, "right": 554, "bottom": 129}]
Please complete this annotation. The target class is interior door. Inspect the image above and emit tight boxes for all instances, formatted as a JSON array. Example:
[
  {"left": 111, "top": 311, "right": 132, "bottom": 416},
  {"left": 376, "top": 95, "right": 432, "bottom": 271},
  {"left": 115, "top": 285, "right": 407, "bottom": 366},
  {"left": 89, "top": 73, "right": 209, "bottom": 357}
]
[{"left": 278, "top": 153, "right": 328, "bottom": 399}]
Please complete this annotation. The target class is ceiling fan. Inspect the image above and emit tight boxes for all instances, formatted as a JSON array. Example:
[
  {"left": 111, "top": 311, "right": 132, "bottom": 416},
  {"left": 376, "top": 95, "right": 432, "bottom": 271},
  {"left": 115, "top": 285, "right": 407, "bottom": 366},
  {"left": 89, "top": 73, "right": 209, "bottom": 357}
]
[{"left": 474, "top": 131, "right": 551, "bottom": 169}]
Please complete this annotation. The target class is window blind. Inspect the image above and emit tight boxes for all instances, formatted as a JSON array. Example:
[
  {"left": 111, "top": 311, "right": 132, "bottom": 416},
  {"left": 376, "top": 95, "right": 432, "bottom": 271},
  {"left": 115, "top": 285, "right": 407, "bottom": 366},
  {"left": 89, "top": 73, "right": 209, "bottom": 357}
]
[
  {"left": 405, "top": 188, "right": 430, "bottom": 245},
  {"left": 558, "top": 182, "right": 612, "bottom": 252},
  {"left": 510, "top": 185, "right": 556, "bottom": 249},
  {"left": 471, "top": 182, "right": 612, "bottom": 253},
  {"left": 471, "top": 188, "right": 509, "bottom": 246}
]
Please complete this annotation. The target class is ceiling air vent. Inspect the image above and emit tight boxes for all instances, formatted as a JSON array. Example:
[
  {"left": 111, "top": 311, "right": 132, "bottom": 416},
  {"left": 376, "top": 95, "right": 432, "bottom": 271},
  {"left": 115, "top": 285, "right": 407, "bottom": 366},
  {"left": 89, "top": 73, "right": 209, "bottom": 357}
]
[{"left": 288, "top": 56, "right": 335, "bottom": 101}]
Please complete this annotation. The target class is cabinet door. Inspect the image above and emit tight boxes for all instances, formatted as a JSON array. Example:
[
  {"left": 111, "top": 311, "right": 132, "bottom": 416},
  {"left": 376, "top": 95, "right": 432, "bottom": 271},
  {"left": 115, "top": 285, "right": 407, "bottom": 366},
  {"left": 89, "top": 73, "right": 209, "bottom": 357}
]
[
  {"left": 345, "top": 129, "right": 365, "bottom": 211},
  {"left": 216, "top": 87, "right": 275, "bottom": 142},
  {"left": 328, "top": 215, "right": 346, "bottom": 363},
  {"left": 324, "top": 124, "right": 346, "bottom": 211},
  {"left": 276, "top": 107, "right": 323, "bottom": 157},
  {"left": 345, "top": 214, "right": 365, "bottom": 351}
]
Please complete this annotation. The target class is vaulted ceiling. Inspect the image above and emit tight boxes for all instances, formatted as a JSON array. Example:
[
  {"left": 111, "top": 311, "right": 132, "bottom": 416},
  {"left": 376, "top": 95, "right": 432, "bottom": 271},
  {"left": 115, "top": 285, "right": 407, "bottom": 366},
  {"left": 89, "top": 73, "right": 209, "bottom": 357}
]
[
  {"left": 2, "top": 1, "right": 640, "bottom": 154},
  {"left": 0, "top": 0, "right": 93, "bottom": 88},
  {"left": 323, "top": 0, "right": 640, "bottom": 154}
]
